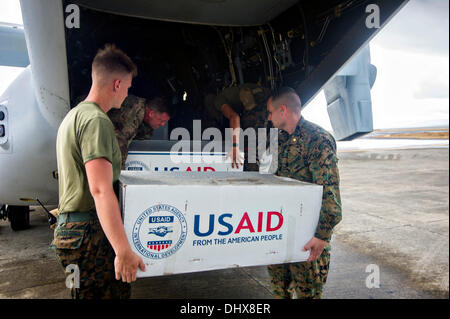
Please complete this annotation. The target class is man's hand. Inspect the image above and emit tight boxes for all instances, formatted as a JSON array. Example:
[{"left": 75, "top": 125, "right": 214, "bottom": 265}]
[
  {"left": 114, "top": 248, "right": 146, "bottom": 283},
  {"left": 226, "top": 146, "right": 244, "bottom": 169},
  {"left": 220, "top": 104, "right": 243, "bottom": 169},
  {"left": 303, "top": 237, "right": 327, "bottom": 262}
]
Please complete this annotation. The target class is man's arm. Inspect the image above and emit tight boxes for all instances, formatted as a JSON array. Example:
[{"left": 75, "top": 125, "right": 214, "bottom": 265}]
[
  {"left": 303, "top": 144, "right": 342, "bottom": 262},
  {"left": 310, "top": 148, "right": 342, "bottom": 241},
  {"left": 85, "top": 158, "right": 145, "bottom": 282},
  {"left": 221, "top": 104, "right": 244, "bottom": 168}
]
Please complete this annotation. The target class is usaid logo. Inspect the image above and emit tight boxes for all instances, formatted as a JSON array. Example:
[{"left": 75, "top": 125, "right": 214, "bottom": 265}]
[
  {"left": 125, "top": 160, "right": 149, "bottom": 171},
  {"left": 132, "top": 204, "right": 187, "bottom": 259}
]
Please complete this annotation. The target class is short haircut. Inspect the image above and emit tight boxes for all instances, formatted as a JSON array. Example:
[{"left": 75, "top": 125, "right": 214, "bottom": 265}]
[
  {"left": 271, "top": 87, "right": 302, "bottom": 112},
  {"left": 146, "top": 97, "right": 171, "bottom": 117},
  {"left": 92, "top": 44, "right": 137, "bottom": 80}
]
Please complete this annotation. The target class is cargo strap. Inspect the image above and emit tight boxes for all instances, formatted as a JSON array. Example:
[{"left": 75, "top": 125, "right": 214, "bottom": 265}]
[{"left": 57, "top": 211, "right": 98, "bottom": 225}]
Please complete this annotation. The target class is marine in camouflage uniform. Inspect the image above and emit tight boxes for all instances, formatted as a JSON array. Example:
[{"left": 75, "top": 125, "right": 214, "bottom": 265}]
[
  {"left": 267, "top": 93, "right": 342, "bottom": 299},
  {"left": 214, "top": 83, "right": 271, "bottom": 171},
  {"left": 108, "top": 94, "right": 154, "bottom": 169}
]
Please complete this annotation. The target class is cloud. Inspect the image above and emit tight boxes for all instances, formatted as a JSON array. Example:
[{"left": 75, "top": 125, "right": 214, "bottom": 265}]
[
  {"left": 0, "top": 0, "right": 22, "bottom": 24},
  {"left": 373, "top": 0, "right": 449, "bottom": 57},
  {"left": 414, "top": 80, "right": 449, "bottom": 99}
]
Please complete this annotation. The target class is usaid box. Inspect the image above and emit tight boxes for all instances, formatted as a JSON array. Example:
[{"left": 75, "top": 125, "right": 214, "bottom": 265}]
[
  {"left": 119, "top": 172, "right": 323, "bottom": 278},
  {"left": 124, "top": 140, "right": 243, "bottom": 172}
]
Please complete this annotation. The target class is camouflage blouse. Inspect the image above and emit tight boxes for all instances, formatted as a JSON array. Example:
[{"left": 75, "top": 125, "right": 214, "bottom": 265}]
[
  {"left": 277, "top": 117, "right": 342, "bottom": 242},
  {"left": 108, "top": 94, "right": 154, "bottom": 168}
]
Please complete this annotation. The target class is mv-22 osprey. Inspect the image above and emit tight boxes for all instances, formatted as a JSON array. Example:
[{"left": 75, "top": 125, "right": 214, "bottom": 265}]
[{"left": 0, "top": 0, "right": 407, "bottom": 230}]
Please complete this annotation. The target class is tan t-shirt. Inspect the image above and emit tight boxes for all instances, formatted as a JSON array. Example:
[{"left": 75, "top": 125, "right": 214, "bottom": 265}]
[{"left": 56, "top": 102, "right": 122, "bottom": 214}]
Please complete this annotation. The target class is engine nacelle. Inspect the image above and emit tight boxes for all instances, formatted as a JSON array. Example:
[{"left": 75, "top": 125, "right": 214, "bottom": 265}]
[{"left": 324, "top": 45, "right": 376, "bottom": 141}]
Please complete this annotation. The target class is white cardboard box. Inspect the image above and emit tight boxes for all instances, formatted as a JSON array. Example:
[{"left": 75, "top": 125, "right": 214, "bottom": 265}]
[
  {"left": 124, "top": 140, "right": 243, "bottom": 172},
  {"left": 119, "top": 172, "right": 323, "bottom": 278},
  {"left": 125, "top": 150, "right": 242, "bottom": 172}
]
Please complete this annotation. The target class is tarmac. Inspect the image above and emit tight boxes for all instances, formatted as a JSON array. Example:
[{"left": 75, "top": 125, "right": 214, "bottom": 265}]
[{"left": 0, "top": 147, "right": 448, "bottom": 299}]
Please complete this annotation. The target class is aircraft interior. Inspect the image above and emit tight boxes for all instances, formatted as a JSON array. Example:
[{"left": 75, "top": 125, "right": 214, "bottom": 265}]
[{"left": 65, "top": 0, "right": 380, "bottom": 139}]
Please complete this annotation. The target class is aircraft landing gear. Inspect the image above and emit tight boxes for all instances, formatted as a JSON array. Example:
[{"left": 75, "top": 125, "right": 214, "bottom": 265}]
[
  {"left": 0, "top": 204, "right": 6, "bottom": 220},
  {"left": 6, "top": 205, "right": 30, "bottom": 231}
]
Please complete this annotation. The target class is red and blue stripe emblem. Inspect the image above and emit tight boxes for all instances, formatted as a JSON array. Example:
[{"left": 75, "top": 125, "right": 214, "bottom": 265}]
[{"left": 147, "top": 240, "right": 172, "bottom": 251}]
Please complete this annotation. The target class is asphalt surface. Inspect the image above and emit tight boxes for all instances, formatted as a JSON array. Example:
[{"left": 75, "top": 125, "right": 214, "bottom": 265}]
[{"left": 0, "top": 148, "right": 448, "bottom": 299}]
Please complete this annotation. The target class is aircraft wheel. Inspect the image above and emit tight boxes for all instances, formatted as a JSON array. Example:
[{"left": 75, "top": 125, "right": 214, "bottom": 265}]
[
  {"left": 7, "top": 205, "right": 30, "bottom": 231},
  {"left": 0, "top": 204, "right": 6, "bottom": 220}
]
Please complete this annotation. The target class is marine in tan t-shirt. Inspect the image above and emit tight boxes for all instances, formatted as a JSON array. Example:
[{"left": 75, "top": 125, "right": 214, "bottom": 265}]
[{"left": 56, "top": 101, "right": 122, "bottom": 214}]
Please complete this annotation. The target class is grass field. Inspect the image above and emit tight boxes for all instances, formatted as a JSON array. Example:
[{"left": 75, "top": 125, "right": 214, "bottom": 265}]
[{"left": 369, "top": 128, "right": 449, "bottom": 139}]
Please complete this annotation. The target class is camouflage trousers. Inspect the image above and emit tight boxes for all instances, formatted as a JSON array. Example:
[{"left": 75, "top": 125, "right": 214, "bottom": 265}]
[
  {"left": 267, "top": 249, "right": 331, "bottom": 299},
  {"left": 52, "top": 219, "right": 131, "bottom": 299}
]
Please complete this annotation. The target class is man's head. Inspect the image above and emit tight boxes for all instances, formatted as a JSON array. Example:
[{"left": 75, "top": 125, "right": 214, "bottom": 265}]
[
  {"left": 144, "top": 97, "right": 171, "bottom": 129},
  {"left": 91, "top": 44, "right": 137, "bottom": 109},
  {"left": 267, "top": 87, "right": 302, "bottom": 132}
]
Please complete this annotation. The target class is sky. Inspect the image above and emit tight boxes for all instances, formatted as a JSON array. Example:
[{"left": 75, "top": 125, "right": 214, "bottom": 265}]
[
  {"left": 0, "top": 0, "right": 449, "bottom": 131},
  {"left": 302, "top": 0, "right": 449, "bottom": 130}
]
